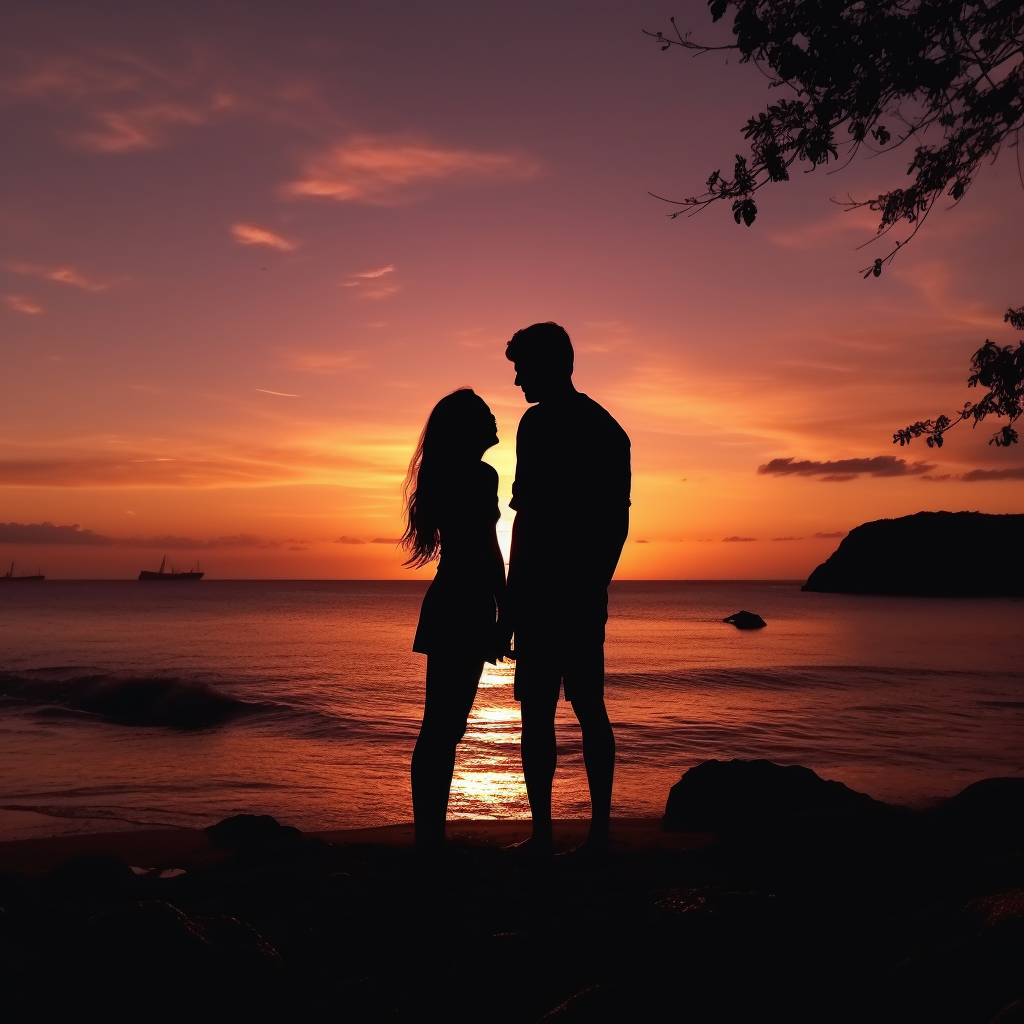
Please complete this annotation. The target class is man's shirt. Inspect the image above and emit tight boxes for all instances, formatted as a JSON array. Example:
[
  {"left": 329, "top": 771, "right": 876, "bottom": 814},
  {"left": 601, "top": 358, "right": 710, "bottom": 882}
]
[{"left": 509, "top": 391, "right": 630, "bottom": 592}]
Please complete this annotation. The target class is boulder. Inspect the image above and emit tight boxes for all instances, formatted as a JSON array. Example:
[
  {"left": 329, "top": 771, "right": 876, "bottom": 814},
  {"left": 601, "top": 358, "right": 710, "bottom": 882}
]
[
  {"left": 45, "top": 853, "right": 139, "bottom": 903},
  {"left": 663, "top": 758, "right": 879, "bottom": 833},
  {"left": 722, "top": 610, "right": 766, "bottom": 629},
  {"left": 931, "top": 777, "right": 1024, "bottom": 849},
  {"left": 205, "top": 814, "right": 301, "bottom": 847}
]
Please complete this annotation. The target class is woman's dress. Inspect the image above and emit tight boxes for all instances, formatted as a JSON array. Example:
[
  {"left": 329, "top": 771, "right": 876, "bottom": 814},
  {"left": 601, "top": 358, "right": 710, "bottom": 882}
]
[{"left": 412, "top": 463, "right": 502, "bottom": 664}]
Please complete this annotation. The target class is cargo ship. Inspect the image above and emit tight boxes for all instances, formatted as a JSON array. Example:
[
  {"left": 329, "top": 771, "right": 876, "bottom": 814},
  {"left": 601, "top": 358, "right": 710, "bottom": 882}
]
[
  {"left": 138, "top": 556, "right": 204, "bottom": 580},
  {"left": 2, "top": 561, "right": 45, "bottom": 581}
]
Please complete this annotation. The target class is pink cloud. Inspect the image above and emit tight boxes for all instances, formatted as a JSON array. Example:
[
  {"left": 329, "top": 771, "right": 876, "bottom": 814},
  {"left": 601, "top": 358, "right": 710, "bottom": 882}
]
[
  {"left": 230, "top": 223, "right": 297, "bottom": 251},
  {"left": 77, "top": 96, "right": 234, "bottom": 152},
  {"left": 344, "top": 264, "right": 400, "bottom": 299},
  {"left": 283, "top": 136, "right": 540, "bottom": 204},
  {"left": 3, "top": 50, "right": 236, "bottom": 152},
  {"left": 8, "top": 262, "right": 116, "bottom": 292},
  {"left": 3, "top": 53, "right": 149, "bottom": 102},
  {"left": 4, "top": 294, "right": 43, "bottom": 315}
]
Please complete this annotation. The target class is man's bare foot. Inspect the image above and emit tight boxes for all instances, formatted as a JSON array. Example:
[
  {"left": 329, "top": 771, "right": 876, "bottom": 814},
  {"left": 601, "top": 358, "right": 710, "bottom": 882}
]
[
  {"left": 559, "top": 830, "right": 610, "bottom": 860},
  {"left": 502, "top": 834, "right": 554, "bottom": 860}
]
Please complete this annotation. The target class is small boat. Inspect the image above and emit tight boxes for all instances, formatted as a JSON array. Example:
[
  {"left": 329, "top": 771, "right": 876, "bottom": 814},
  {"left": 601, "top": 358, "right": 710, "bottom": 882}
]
[
  {"left": 138, "top": 555, "right": 204, "bottom": 581},
  {"left": 2, "top": 561, "right": 45, "bottom": 581}
]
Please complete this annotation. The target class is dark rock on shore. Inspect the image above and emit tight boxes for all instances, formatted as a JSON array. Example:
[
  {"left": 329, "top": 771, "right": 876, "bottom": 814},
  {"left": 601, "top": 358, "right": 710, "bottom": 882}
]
[
  {"left": 722, "top": 610, "right": 766, "bottom": 629},
  {"left": 930, "top": 777, "right": 1024, "bottom": 850},
  {"left": 206, "top": 814, "right": 302, "bottom": 847},
  {"left": 803, "top": 510, "right": 1024, "bottom": 596},
  {"left": 663, "top": 758, "right": 882, "bottom": 833}
]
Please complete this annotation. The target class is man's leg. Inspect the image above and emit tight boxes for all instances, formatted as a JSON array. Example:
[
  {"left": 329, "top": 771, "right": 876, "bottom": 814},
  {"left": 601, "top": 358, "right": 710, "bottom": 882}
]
[
  {"left": 569, "top": 685, "right": 615, "bottom": 849},
  {"left": 411, "top": 655, "right": 483, "bottom": 849},
  {"left": 518, "top": 684, "right": 560, "bottom": 851}
]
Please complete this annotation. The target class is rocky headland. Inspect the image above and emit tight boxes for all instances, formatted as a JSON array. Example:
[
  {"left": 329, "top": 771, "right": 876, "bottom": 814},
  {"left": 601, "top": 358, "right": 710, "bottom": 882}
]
[
  {"left": 2, "top": 759, "right": 1024, "bottom": 1023},
  {"left": 803, "top": 511, "right": 1024, "bottom": 596}
]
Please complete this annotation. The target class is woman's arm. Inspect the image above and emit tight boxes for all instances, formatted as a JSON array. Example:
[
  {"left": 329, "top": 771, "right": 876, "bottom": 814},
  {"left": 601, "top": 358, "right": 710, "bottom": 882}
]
[{"left": 480, "top": 464, "right": 511, "bottom": 658}]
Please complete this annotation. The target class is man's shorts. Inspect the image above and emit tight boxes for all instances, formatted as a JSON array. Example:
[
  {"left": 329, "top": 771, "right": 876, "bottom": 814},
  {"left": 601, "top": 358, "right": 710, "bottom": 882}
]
[{"left": 512, "top": 587, "right": 608, "bottom": 703}]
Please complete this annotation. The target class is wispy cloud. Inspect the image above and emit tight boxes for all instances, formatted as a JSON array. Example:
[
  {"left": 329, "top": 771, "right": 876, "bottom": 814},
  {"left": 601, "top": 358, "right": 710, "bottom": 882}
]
[
  {"left": 284, "top": 136, "right": 540, "bottom": 204},
  {"left": 254, "top": 388, "right": 301, "bottom": 397},
  {"left": 813, "top": 530, "right": 847, "bottom": 538},
  {"left": 3, "top": 49, "right": 237, "bottom": 152},
  {"left": 0, "top": 522, "right": 116, "bottom": 545},
  {"left": 4, "top": 54, "right": 147, "bottom": 102},
  {"left": 230, "top": 223, "right": 297, "bottom": 251},
  {"left": 8, "top": 262, "right": 116, "bottom": 292},
  {"left": 4, "top": 294, "right": 43, "bottom": 315},
  {"left": 758, "top": 456, "right": 935, "bottom": 480},
  {"left": 352, "top": 265, "right": 394, "bottom": 279},
  {"left": 723, "top": 535, "right": 758, "bottom": 542},
  {"left": 0, "top": 443, "right": 380, "bottom": 488},
  {"left": 284, "top": 351, "right": 362, "bottom": 375},
  {"left": 960, "top": 466, "right": 1024, "bottom": 481},
  {"left": 343, "top": 264, "right": 400, "bottom": 299},
  {"left": 77, "top": 98, "right": 232, "bottom": 152},
  {"left": 0, "top": 522, "right": 278, "bottom": 548}
]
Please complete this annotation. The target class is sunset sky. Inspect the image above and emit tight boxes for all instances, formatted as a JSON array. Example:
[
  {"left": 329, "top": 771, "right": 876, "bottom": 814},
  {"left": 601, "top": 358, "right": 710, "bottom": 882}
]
[{"left": 3, "top": 0, "right": 1022, "bottom": 579}]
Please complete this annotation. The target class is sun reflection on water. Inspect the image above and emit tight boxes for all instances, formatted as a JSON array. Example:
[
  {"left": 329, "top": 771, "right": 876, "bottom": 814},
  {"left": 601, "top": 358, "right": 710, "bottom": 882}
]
[{"left": 448, "top": 661, "right": 531, "bottom": 818}]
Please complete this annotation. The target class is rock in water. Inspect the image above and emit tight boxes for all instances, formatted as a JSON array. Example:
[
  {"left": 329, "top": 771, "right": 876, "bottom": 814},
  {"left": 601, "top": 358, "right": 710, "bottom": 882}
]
[
  {"left": 723, "top": 610, "right": 766, "bottom": 629},
  {"left": 803, "top": 511, "right": 1024, "bottom": 596},
  {"left": 663, "top": 758, "right": 879, "bottom": 832}
]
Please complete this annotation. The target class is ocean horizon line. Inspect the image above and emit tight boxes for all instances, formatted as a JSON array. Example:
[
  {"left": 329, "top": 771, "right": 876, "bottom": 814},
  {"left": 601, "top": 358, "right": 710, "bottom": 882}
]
[{"left": 6, "top": 576, "right": 811, "bottom": 584}]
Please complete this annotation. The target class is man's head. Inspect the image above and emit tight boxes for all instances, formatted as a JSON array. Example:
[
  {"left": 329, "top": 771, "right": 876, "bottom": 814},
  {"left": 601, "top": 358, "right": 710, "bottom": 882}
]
[{"left": 505, "top": 322, "right": 574, "bottom": 403}]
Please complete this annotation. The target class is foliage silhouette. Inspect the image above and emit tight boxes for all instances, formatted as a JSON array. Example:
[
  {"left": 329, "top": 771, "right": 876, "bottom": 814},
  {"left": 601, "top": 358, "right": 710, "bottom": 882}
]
[
  {"left": 647, "top": 2, "right": 1024, "bottom": 446},
  {"left": 646, "top": 1, "right": 1024, "bottom": 274},
  {"left": 894, "top": 309, "right": 1024, "bottom": 447}
]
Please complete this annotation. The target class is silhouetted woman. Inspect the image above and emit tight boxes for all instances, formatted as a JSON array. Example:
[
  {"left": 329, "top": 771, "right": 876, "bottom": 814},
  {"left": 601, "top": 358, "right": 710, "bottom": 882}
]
[{"left": 402, "top": 388, "right": 505, "bottom": 852}]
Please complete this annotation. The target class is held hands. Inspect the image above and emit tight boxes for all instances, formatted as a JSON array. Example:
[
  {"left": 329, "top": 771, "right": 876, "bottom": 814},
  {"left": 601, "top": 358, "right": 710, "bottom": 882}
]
[{"left": 495, "top": 616, "right": 515, "bottom": 663}]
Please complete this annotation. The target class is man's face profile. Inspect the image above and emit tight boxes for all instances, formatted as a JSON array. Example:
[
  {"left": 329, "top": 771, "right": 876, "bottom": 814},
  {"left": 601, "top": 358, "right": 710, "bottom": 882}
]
[
  {"left": 513, "top": 362, "right": 543, "bottom": 404},
  {"left": 513, "top": 359, "right": 568, "bottom": 404}
]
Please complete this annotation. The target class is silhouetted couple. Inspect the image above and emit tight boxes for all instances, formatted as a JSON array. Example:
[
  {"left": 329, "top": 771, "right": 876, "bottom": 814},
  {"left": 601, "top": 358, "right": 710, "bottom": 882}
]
[{"left": 403, "top": 322, "right": 631, "bottom": 858}]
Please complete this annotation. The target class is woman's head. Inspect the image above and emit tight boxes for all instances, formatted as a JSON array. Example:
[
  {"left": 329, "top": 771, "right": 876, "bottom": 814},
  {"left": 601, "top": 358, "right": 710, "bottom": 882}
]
[{"left": 401, "top": 389, "right": 497, "bottom": 567}]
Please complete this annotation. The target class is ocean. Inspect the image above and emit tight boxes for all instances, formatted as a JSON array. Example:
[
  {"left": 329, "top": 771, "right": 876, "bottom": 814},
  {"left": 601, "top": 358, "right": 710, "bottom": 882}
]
[{"left": 1, "top": 580, "right": 1021, "bottom": 840}]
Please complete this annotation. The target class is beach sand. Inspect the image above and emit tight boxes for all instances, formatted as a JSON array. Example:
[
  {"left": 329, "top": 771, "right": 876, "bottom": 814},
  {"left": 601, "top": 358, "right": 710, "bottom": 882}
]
[
  {"left": 2, "top": 772, "right": 1023, "bottom": 1022},
  {"left": 0, "top": 818, "right": 707, "bottom": 874}
]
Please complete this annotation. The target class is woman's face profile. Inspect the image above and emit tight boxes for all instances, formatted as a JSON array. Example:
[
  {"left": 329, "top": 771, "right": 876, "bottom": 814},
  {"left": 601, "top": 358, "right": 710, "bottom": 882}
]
[{"left": 477, "top": 407, "right": 499, "bottom": 453}]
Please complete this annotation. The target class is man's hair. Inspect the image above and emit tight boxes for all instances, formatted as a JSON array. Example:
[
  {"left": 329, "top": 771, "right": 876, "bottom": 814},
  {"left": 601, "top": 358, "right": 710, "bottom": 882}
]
[{"left": 505, "top": 322, "right": 574, "bottom": 375}]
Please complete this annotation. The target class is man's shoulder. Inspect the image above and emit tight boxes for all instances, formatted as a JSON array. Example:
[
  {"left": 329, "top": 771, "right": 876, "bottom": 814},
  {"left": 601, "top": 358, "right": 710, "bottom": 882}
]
[{"left": 576, "top": 393, "right": 630, "bottom": 444}]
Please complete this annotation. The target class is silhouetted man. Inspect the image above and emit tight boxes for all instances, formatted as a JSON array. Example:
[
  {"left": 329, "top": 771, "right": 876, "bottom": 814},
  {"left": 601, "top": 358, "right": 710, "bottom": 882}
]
[{"left": 503, "top": 322, "right": 630, "bottom": 856}]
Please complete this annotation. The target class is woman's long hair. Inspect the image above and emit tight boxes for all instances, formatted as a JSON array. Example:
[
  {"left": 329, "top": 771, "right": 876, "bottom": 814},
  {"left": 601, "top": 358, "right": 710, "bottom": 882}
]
[{"left": 401, "top": 388, "right": 487, "bottom": 568}]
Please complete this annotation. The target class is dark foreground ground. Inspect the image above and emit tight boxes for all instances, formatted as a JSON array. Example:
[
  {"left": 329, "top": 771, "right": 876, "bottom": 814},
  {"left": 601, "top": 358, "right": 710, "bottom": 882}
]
[{"left": 2, "top": 761, "right": 1024, "bottom": 1023}]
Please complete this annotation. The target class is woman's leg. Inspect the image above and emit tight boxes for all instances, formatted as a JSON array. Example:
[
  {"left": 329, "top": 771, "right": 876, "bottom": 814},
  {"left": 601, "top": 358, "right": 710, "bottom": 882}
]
[{"left": 411, "top": 655, "right": 484, "bottom": 848}]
